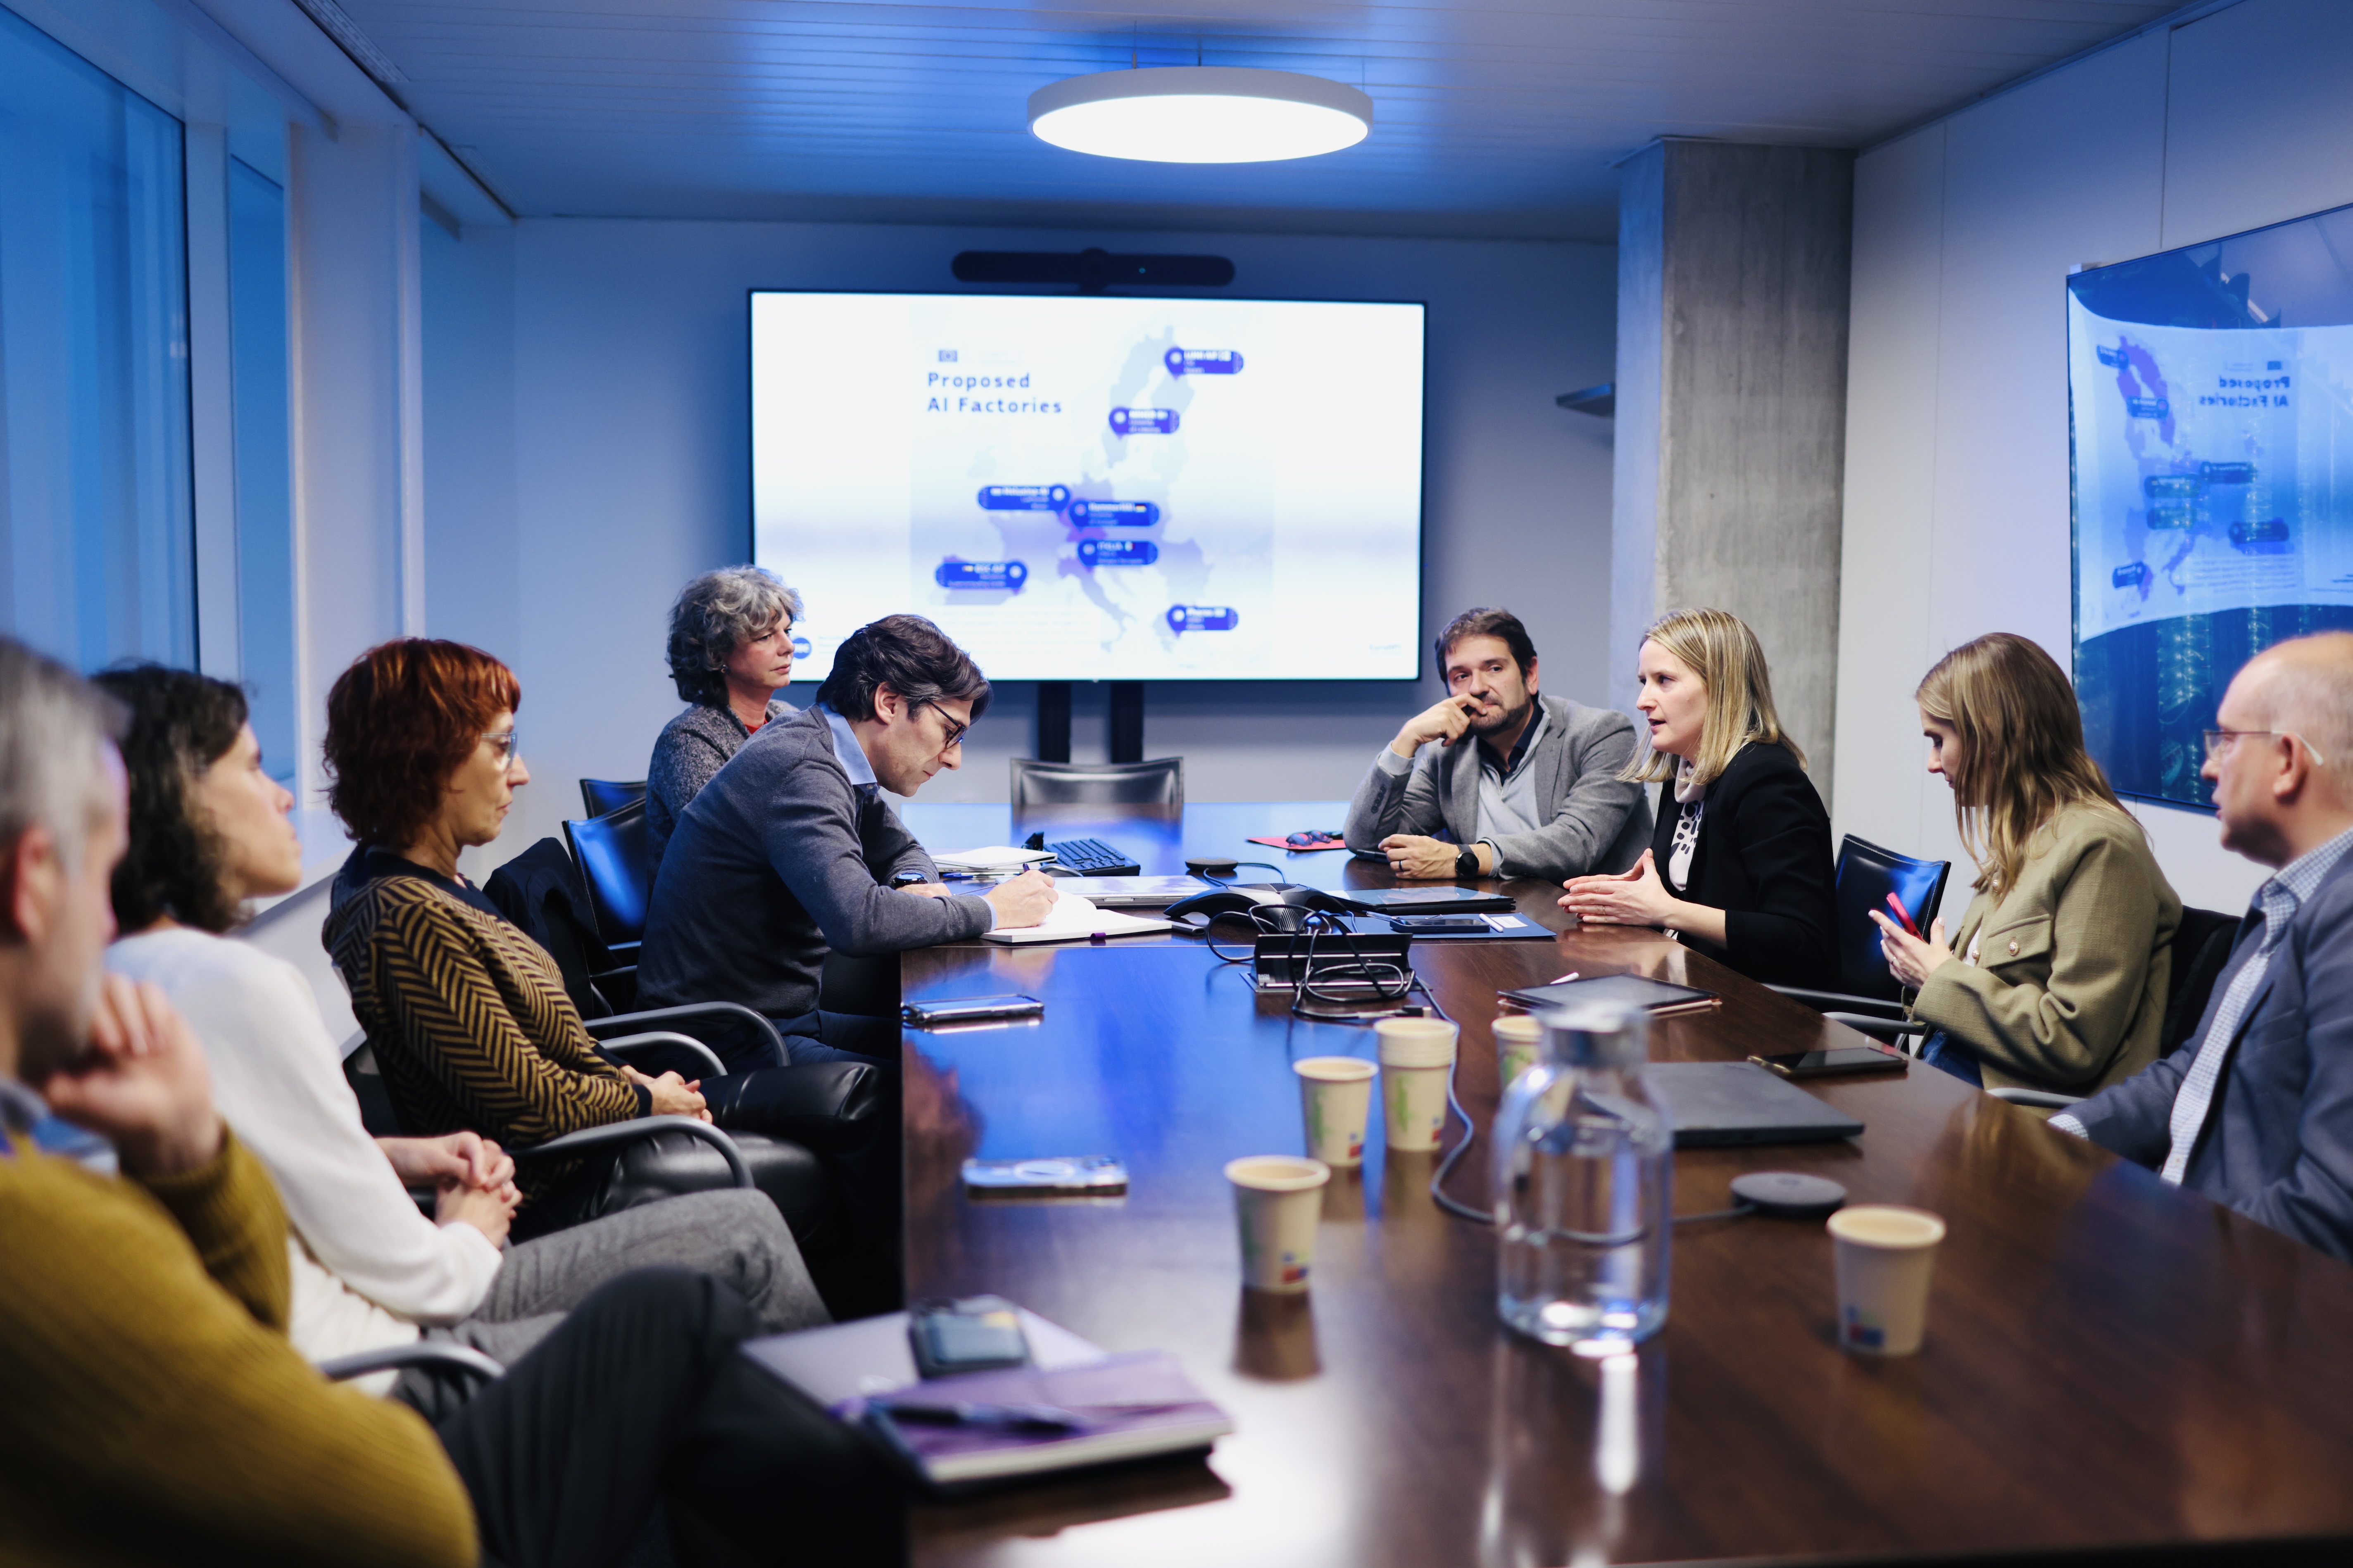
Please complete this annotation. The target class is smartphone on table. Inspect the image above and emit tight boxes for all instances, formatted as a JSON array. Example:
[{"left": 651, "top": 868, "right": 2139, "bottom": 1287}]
[{"left": 1748, "top": 1044, "right": 1908, "bottom": 1079}]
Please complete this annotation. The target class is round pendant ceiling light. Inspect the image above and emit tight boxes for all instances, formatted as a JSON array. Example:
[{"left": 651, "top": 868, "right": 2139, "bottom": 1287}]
[{"left": 1028, "top": 67, "right": 1373, "bottom": 164}]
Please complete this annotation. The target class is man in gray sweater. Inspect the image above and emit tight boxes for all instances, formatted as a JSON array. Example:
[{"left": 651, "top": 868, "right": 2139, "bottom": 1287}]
[
  {"left": 1345, "top": 608, "right": 1651, "bottom": 884},
  {"left": 637, "top": 615, "right": 1054, "bottom": 1070}
]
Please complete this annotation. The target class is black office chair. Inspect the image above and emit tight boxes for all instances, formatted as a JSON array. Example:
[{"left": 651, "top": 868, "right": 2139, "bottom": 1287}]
[
  {"left": 564, "top": 798, "right": 652, "bottom": 947},
  {"left": 580, "top": 777, "right": 647, "bottom": 818},
  {"left": 1771, "top": 835, "right": 1951, "bottom": 1042},
  {"left": 1009, "top": 756, "right": 1183, "bottom": 808},
  {"left": 1990, "top": 903, "right": 2244, "bottom": 1111}
]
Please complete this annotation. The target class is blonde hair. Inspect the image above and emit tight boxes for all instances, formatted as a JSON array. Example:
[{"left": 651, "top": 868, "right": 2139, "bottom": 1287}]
[
  {"left": 1916, "top": 632, "right": 2133, "bottom": 900},
  {"left": 1620, "top": 608, "right": 1802, "bottom": 788}
]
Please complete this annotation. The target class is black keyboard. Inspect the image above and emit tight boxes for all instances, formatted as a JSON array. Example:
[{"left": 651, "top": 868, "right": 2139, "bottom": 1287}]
[{"left": 1047, "top": 838, "right": 1142, "bottom": 877}]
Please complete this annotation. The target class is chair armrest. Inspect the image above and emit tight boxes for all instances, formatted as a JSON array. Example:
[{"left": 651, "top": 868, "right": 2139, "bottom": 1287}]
[
  {"left": 597, "top": 1031, "right": 728, "bottom": 1080},
  {"left": 510, "top": 1116, "right": 754, "bottom": 1190},
  {"left": 319, "top": 1342, "right": 504, "bottom": 1385},
  {"left": 1822, "top": 1012, "right": 1928, "bottom": 1045},
  {"left": 584, "top": 1003, "right": 781, "bottom": 1061},
  {"left": 1770, "top": 986, "right": 1908, "bottom": 1019},
  {"left": 1988, "top": 1086, "right": 2086, "bottom": 1109}
]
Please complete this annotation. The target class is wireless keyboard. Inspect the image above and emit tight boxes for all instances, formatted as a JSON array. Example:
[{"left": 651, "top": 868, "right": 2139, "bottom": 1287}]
[{"left": 1047, "top": 837, "right": 1142, "bottom": 877}]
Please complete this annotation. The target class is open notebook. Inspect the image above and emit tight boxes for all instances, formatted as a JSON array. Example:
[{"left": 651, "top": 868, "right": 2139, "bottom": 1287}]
[{"left": 983, "top": 893, "right": 1173, "bottom": 945}]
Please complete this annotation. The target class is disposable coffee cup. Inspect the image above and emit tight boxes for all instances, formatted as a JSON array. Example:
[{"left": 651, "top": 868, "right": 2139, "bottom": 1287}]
[
  {"left": 1827, "top": 1205, "right": 1946, "bottom": 1356},
  {"left": 1376, "top": 1017, "right": 1459, "bottom": 1153},
  {"left": 1226, "top": 1155, "right": 1332, "bottom": 1294},
  {"left": 1492, "top": 1015, "right": 1543, "bottom": 1088},
  {"left": 1294, "top": 1057, "right": 1378, "bottom": 1168}
]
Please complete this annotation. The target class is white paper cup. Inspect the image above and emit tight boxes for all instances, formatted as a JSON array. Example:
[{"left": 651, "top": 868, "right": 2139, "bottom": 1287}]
[
  {"left": 1492, "top": 1015, "right": 1542, "bottom": 1088},
  {"left": 1376, "top": 1017, "right": 1458, "bottom": 1152},
  {"left": 1827, "top": 1205, "right": 1946, "bottom": 1356},
  {"left": 1294, "top": 1057, "right": 1378, "bottom": 1168},
  {"left": 1226, "top": 1155, "right": 1332, "bottom": 1293}
]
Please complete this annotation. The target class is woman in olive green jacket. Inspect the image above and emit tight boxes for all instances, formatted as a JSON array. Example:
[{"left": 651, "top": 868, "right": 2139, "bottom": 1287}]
[{"left": 1871, "top": 634, "right": 2181, "bottom": 1095}]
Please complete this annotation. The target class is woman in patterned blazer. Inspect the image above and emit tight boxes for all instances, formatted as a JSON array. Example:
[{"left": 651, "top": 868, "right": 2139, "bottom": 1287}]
[{"left": 319, "top": 639, "right": 877, "bottom": 1248}]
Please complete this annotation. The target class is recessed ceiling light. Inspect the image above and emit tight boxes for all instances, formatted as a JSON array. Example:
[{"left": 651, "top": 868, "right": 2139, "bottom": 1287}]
[{"left": 1029, "top": 67, "right": 1373, "bottom": 164}]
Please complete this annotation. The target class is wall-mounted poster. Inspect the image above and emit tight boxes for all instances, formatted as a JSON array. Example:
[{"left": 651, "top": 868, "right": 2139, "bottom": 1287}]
[{"left": 2070, "top": 202, "right": 2353, "bottom": 810}]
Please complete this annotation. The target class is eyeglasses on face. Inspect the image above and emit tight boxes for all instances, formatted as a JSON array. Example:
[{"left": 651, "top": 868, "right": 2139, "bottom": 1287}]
[
  {"left": 2202, "top": 728, "right": 2329, "bottom": 766},
  {"left": 481, "top": 730, "right": 522, "bottom": 771},
  {"left": 916, "top": 700, "right": 969, "bottom": 750}
]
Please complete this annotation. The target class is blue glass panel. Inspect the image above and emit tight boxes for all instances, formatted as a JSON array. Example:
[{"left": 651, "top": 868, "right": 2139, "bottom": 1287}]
[
  {"left": 228, "top": 157, "right": 295, "bottom": 785},
  {"left": 0, "top": 6, "right": 193, "bottom": 670}
]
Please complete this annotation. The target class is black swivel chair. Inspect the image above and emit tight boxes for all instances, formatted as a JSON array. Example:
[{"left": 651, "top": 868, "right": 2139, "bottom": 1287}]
[
  {"left": 1989, "top": 903, "right": 2244, "bottom": 1111},
  {"left": 564, "top": 798, "right": 652, "bottom": 949},
  {"left": 580, "top": 777, "right": 647, "bottom": 818},
  {"left": 1009, "top": 756, "right": 1184, "bottom": 808},
  {"left": 1770, "top": 834, "right": 1952, "bottom": 1043}
]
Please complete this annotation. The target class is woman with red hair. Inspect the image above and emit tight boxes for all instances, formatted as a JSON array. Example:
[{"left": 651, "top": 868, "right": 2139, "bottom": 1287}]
[{"left": 321, "top": 639, "right": 876, "bottom": 1252}]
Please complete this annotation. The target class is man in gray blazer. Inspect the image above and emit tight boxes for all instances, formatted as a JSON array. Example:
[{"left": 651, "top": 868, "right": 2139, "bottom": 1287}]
[
  {"left": 1344, "top": 608, "right": 1651, "bottom": 884},
  {"left": 2053, "top": 632, "right": 2353, "bottom": 1264}
]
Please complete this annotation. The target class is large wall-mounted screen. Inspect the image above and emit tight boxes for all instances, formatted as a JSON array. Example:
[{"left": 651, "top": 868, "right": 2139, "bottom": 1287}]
[
  {"left": 751, "top": 291, "right": 1425, "bottom": 682},
  {"left": 2069, "top": 203, "right": 2353, "bottom": 809}
]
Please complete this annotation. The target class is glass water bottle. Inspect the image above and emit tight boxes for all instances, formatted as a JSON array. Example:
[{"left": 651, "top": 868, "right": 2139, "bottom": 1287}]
[{"left": 1493, "top": 1002, "right": 1673, "bottom": 1347}]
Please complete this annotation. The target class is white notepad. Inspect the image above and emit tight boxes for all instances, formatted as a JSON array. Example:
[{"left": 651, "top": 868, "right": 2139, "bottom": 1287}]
[{"left": 982, "top": 893, "right": 1173, "bottom": 944}]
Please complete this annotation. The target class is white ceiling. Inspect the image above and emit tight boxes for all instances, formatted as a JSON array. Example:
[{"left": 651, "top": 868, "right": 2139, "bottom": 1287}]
[{"left": 330, "top": 0, "right": 2194, "bottom": 240}]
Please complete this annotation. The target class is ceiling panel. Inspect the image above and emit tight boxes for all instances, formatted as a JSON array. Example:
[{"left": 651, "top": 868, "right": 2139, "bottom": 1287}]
[{"left": 331, "top": 0, "right": 2192, "bottom": 238}]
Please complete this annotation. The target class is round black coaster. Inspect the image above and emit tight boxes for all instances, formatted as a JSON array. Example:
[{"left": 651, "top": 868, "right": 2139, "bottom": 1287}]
[{"left": 1730, "top": 1171, "right": 1849, "bottom": 1219}]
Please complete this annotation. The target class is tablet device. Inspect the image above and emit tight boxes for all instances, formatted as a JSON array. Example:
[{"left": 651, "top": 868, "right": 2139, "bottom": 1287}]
[{"left": 1498, "top": 972, "right": 1721, "bottom": 1016}]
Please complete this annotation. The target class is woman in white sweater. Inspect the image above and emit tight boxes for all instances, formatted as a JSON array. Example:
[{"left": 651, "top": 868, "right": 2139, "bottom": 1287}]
[{"left": 97, "top": 665, "right": 828, "bottom": 1403}]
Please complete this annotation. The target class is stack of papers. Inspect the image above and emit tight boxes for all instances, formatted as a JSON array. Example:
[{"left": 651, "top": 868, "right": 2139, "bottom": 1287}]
[
  {"left": 983, "top": 893, "right": 1172, "bottom": 945},
  {"left": 934, "top": 845, "right": 1054, "bottom": 874}
]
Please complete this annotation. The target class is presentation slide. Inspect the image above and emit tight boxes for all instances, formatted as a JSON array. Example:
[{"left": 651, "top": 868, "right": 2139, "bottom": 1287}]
[
  {"left": 750, "top": 292, "right": 1425, "bottom": 682},
  {"left": 2070, "top": 291, "right": 2353, "bottom": 804}
]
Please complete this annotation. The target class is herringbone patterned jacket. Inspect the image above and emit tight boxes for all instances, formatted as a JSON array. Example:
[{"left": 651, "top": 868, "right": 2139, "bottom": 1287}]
[{"left": 325, "top": 854, "right": 648, "bottom": 1206}]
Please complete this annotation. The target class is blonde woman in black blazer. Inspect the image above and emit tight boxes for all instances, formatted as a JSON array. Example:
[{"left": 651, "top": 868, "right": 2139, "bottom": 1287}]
[{"left": 1561, "top": 608, "right": 1838, "bottom": 988}]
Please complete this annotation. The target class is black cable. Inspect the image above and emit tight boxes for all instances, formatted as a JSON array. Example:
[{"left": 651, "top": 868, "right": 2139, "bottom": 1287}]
[
  {"left": 1424, "top": 986, "right": 1756, "bottom": 1231},
  {"left": 1420, "top": 991, "right": 1497, "bottom": 1224}
]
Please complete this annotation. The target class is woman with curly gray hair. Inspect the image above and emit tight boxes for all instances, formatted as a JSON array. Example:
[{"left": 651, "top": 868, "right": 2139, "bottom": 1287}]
[{"left": 645, "top": 565, "right": 803, "bottom": 871}]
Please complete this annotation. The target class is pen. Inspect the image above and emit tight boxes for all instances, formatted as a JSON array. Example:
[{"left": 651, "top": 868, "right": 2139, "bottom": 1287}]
[{"left": 869, "top": 1399, "right": 1084, "bottom": 1433}]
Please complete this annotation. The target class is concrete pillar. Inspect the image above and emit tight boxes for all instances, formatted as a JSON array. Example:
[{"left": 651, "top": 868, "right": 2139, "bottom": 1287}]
[{"left": 1610, "top": 139, "right": 1854, "bottom": 805}]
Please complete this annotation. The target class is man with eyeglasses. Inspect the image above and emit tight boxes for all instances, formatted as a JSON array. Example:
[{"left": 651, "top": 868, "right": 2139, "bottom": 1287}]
[
  {"left": 637, "top": 614, "right": 1054, "bottom": 1074},
  {"left": 2049, "top": 631, "right": 2353, "bottom": 1264}
]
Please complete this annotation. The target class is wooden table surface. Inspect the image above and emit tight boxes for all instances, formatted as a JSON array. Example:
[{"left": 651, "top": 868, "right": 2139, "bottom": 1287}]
[{"left": 892, "top": 814, "right": 2353, "bottom": 1565}]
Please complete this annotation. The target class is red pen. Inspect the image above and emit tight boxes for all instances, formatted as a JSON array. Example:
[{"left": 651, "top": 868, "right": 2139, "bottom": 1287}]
[{"left": 1883, "top": 891, "right": 1922, "bottom": 938}]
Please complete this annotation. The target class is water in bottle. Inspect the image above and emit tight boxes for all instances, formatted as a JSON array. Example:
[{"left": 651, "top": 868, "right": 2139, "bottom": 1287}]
[{"left": 1492, "top": 1002, "right": 1672, "bottom": 1348}]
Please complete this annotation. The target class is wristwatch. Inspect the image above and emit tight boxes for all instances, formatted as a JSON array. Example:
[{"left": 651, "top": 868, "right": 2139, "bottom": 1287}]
[
  {"left": 890, "top": 869, "right": 930, "bottom": 888},
  {"left": 1455, "top": 846, "right": 1481, "bottom": 878}
]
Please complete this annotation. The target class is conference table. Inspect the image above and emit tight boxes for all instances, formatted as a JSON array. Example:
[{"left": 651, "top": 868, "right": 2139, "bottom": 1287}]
[{"left": 886, "top": 801, "right": 2353, "bottom": 1565}]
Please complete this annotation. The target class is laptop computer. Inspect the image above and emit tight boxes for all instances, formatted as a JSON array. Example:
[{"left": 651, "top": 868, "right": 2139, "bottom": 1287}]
[{"left": 1646, "top": 1062, "right": 1865, "bottom": 1147}]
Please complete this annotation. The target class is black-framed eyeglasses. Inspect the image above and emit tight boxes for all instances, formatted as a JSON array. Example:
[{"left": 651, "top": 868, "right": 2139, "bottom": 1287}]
[
  {"left": 482, "top": 730, "right": 522, "bottom": 771},
  {"left": 2203, "top": 728, "right": 2329, "bottom": 766},
  {"left": 916, "top": 701, "right": 969, "bottom": 750}
]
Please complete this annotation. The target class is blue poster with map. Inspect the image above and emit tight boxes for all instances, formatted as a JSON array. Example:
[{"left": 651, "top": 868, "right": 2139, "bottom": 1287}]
[{"left": 2070, "top": 203, "right": 2353, "bottom": 810}]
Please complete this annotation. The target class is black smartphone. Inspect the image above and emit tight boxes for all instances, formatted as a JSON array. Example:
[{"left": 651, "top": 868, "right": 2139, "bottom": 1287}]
[
  {"left": 901, "top": 994, "right": 1045, "bottom": 1027},
  {"left": 907, "top": 1295, "right": 1032, "bottom": 1378},
  {"left": 1391, "top": 915, "right": 1490, "bottom": 933},
  {"left": 1749, "top": 1045, "right": 1908, "bottom": 1079}
]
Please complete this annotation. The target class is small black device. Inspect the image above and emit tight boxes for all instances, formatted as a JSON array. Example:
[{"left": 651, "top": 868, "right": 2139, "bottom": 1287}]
[
  {"left": 1390, "top": 914, "right": 1491, "bottom": 934},
  {"left": 1044, "top": 838, "right": 1142, "bottom": 876},
  {"left": 1163, "top": 882, "right": 1337, "bottom": 924},
  {"left": 1729, "top": 1171, "right": 1849, "bottom": 1218},
  {"left": 1749, "top": 1045, "right": 1908, "bottom": 1079},
  {"left": 902, "top": 994, "right": 1046, "bottom": 1027},
  {"left": 1251, "top": 928, "right": 1413, "bottom": 993},
  {"left": 907, "top": 1295, "right": 1032, "bottom": 1379},
  {"left": 1185, "top": 855, "right": 1239, "bottom": 877}
]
